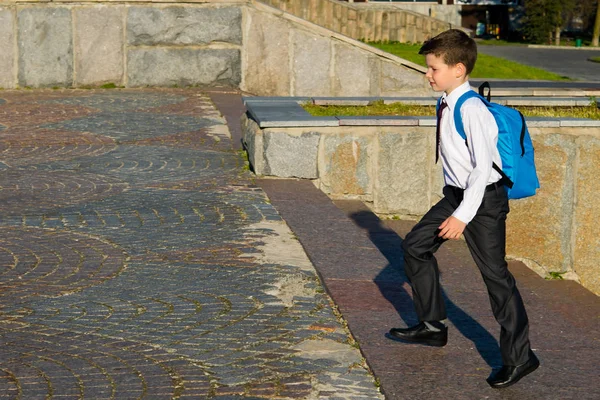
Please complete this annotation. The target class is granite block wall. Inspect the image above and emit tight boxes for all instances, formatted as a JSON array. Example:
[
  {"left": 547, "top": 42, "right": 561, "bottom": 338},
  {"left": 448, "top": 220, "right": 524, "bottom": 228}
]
[
  {"left": 0, "top": 2, "right": 243, "bottom": 89},
  {"left": 243, "top": 1, "right": 434, "bottom": 97},
  {"left": 258, "top": 0, "right": 455, "bottom": 42},
  {"left": 0, "top": 1, "right": 433, "bottom": 97}
]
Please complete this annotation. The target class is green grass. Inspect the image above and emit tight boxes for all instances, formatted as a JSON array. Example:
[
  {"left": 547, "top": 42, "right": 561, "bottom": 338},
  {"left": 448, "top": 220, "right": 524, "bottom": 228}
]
[
  {"left": 367, "top": 42, "right": 571, "bottom": 81},
  {"left": 589, "top": 56, "right": 600, "bottom": 63},
  {"left": 303, "top": 100, "right": 600, "bottom": 120},
  {"left": 546, "top": 271, "right": 566, "bottom": 280},
  {"left": 517, "top": 105, "right": 600, "bottom": 120},
  {"left": 305, "top": 101, "right": 435, "bottom": 117}
]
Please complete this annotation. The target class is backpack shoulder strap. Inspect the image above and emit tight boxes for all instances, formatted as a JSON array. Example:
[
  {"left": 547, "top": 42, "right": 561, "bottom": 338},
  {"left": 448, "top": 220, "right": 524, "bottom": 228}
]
[
  {"left": 478, "top": 81, "right": 491, "bottom": 102},
  {"left": 453, "top": 90, "right": 487, "bottom": 141},
  {"left": 453, "top": 90, "right": 513, "bottom": 187}
]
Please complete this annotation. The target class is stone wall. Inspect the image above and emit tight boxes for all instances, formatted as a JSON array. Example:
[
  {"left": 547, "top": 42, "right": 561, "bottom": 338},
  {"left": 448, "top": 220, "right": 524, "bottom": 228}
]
[
  {"left": 388, "top": 3, "right": 462, "bottom": 27},
  {"left": 0, "top": 0, "right": 433, "bottom": 97},
  {"left": 243, "top": 1, "right": 433, "bottom": 97},
  {"left": 241, "top": 101, "right": 600, "bottom": 296},
  {"left": 257, "top": 0, "right": 455, "bottom": 42},
  {"left": 0, "top": 1, "right": 244, "bottom": 89}
]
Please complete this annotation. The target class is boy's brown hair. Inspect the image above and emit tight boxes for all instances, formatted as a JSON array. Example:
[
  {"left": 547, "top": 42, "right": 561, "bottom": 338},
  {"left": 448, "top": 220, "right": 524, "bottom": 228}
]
[{"left": 419, "top": 29, "right": 477, "bottom": 75}]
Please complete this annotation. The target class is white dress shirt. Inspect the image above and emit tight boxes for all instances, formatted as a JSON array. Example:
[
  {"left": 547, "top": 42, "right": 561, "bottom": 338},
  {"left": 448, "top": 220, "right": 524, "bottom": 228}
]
[{"left": 439, "top": 81, "right": 502, "bottom": 224}]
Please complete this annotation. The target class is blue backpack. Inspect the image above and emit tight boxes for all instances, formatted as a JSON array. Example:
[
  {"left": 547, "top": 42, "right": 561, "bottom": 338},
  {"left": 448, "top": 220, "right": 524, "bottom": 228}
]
[{"left": 448, "top": 82, "right": 540, "bottom": 200}]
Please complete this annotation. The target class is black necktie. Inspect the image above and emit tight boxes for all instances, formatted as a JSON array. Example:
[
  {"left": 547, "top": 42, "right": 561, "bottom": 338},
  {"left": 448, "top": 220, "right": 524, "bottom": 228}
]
[{"left": 436, "top": 100, "right": 447, "bottom": 164}]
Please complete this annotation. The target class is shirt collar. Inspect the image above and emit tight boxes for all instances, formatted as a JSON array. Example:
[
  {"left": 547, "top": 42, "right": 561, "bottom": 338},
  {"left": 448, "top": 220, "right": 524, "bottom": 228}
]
[{"left": 441, "top": 81, "right": 472, "bottom": 112}]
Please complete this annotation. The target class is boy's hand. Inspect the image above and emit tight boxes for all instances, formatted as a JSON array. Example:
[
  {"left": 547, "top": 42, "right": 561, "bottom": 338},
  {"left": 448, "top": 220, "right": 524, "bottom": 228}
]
[{"left": 438, "top": 216, "right": 466, "bottom": 240}]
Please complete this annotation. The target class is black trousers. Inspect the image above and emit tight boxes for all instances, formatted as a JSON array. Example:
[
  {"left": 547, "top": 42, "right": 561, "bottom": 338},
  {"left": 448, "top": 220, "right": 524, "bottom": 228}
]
[{"left": 402, "top": 184, "right": 531, "bottom": 366}]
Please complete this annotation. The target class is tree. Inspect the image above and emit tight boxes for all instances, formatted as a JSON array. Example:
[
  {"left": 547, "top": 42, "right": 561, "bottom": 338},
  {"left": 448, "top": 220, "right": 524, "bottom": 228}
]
[
  {"left": 522, "top": 0, "right": 551, "bottom": 43},
  {"left": 593, "top": 1, "right": 600, "bottom": 47},
  {"left": 523, "top": 0, "right": 574, "bottom": 44}
]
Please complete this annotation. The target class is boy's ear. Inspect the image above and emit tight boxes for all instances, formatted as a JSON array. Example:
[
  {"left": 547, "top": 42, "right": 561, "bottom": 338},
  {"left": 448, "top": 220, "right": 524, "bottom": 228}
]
[{"left": 455, "top": 62, "right": 467, "bottom": 78}]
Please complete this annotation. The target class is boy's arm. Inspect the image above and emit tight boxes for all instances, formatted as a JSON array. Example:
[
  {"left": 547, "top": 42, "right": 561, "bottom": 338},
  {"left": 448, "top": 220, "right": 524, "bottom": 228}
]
[{"left": 444, "top": 101, "right": 498, "bottom": 232}]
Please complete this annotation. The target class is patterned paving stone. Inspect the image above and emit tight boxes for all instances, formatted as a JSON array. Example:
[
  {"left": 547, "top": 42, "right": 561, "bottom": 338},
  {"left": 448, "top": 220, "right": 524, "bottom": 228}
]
[
  {"left": 1, "top": 189, "right": 271, "bottom": 254},
  {"left": 140, "top": 93, "right": 226, "bottom": 119},
  {"left": 130, "top": 125, "right": 232, "bottom": 151},
  {"left": 45, "top": 112, "right": 224, "bottom": 143},
  {"left": 0, "top": 89, "right": 382, "bottom": 399},
  {"left": 0, "top": 127, "right": 117, "bottom": 167},
  {"left": 31, "top": 146, "right": 244, "bottom": 185},
  {"left": 43, "top": 92, "right": 187, "bottom": 113},
  {"left": 0, "top": 328, "right": 212, "bottom": 399},
  {"left": 0, "top": 169, "right": 128, "bottom": 216},
  {"left": 0, "top": 102, "right": 98, "bottom": 127},
  {"left": 0, "top": 227, "right": 128, "bottom": 302}
]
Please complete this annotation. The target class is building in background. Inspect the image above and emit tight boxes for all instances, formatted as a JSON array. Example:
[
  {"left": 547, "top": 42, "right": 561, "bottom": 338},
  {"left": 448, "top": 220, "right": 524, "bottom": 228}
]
[
  {"left": 458, "top": 0, "right": 521, "bottom": 40},
  {"left": 361, "top": 0, "right": 524, "bottom": 40}
]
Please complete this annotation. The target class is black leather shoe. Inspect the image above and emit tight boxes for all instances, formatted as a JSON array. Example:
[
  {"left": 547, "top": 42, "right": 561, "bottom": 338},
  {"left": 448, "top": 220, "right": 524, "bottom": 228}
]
[
  {"left": 388, "top": 322, "right": 448, "bottom": 347},
  {"left": 487, "top": 350, "right": 540, "bottom": 389}
]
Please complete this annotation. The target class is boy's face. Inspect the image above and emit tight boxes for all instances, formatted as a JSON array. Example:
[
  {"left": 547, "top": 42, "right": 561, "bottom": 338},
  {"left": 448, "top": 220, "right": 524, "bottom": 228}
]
[{"left": 424, "top": 53, "right": 466, "bottom": 94}]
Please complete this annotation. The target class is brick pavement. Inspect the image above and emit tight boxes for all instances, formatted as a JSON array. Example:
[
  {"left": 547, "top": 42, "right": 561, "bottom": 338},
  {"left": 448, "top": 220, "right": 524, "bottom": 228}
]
[
  {"left": 258, "top": 179, "right": 600, "bottom": 400},
  {"left": 0, "top": 88, "right": 382, "bottom": 399}
]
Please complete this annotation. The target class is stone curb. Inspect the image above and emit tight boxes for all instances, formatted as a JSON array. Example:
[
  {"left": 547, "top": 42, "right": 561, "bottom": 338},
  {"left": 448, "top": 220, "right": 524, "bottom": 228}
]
[
  {"left": 243, "top": 96, "right": 600, "bottom": 128},
  {"left": 528, "top": 44, "right": 600, "bottom": 50}
]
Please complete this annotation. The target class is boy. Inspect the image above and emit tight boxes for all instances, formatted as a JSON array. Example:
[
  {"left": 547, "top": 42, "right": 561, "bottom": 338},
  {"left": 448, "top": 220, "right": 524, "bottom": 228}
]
[{"left": 388, "top": 29, "right": 539, "bottom": 389}]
